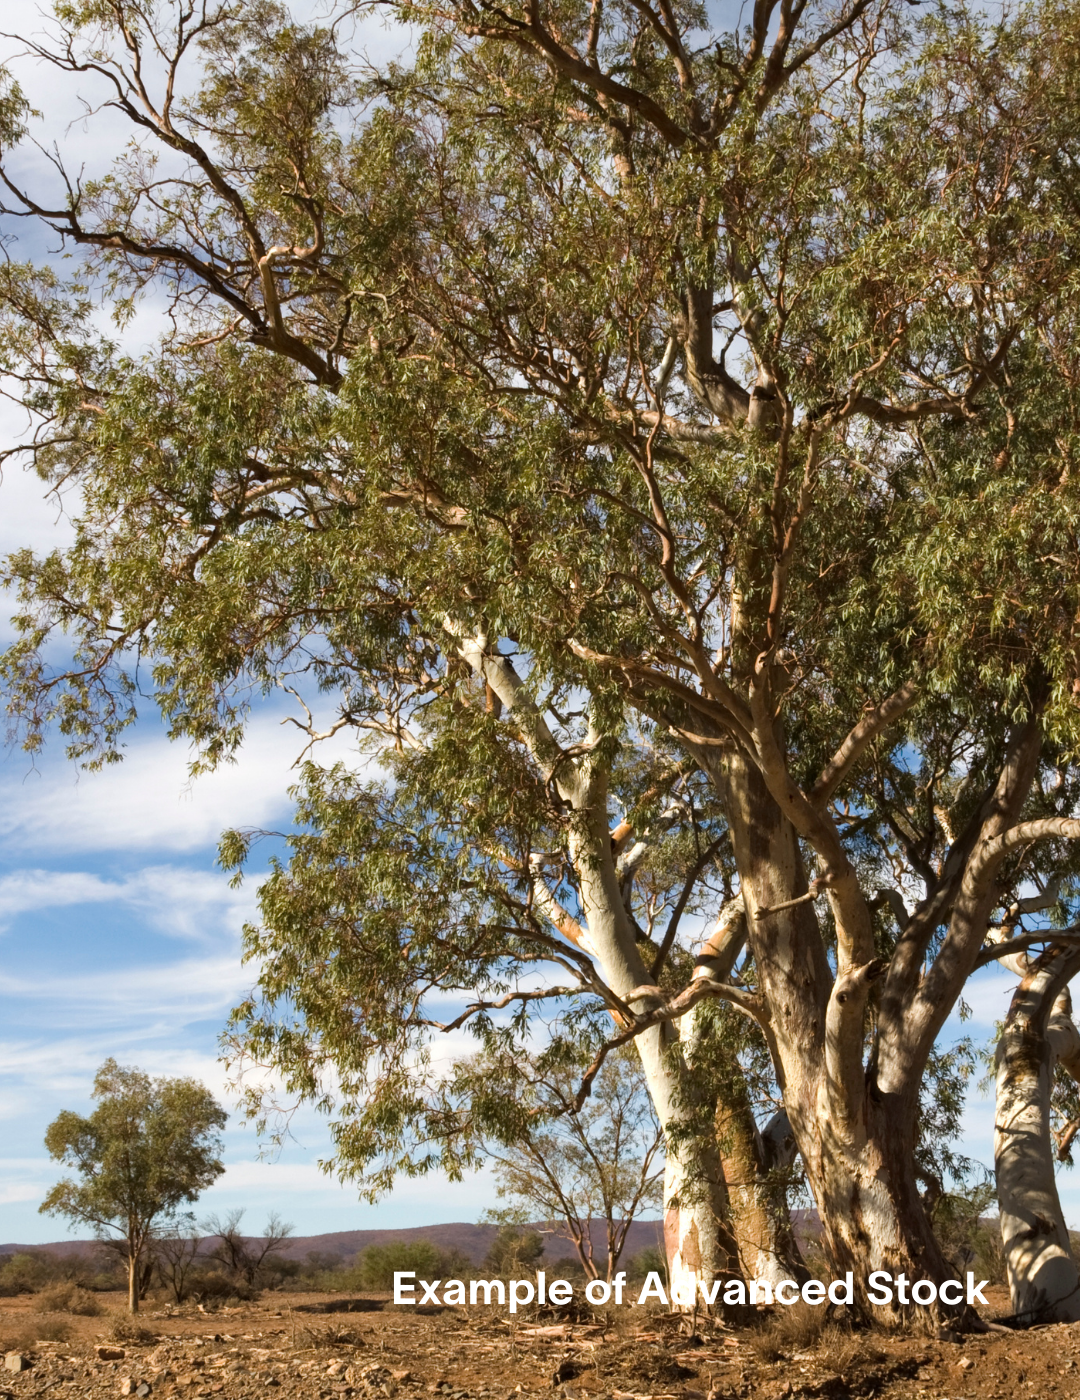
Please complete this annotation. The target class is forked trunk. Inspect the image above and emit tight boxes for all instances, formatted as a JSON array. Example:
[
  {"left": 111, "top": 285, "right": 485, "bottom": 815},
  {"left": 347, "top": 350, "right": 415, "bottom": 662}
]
[
  {"left": 995, "top": 949, "right": 1080, "bottom": 1323},
  {"left": 717, "top": 1094, "right": 807, "bottom": 1286},
  {"left": 711, "top": 749, "right": 959, "bottom": 1322}
]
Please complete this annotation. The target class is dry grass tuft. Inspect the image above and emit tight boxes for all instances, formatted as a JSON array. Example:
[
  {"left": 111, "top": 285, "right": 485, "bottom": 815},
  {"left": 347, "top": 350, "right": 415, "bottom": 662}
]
[
  {"left": 816, "top": 1325, "right": 874, "bottom": 1375},
  {"left": 104, "top": 1316, "right": 158, "bottom": 1345},
  {"left": 37, "top": 1283, "right": 102, "bottom": 1316},
  {"left": 748, "top": 1301, "right": 830, "bottom": 1362},
  {"left": 0, "top": 1318, "right": 73, "bottom": 1352},
  {"left": 296, "top": 1324, "right": 365, "bottom": 1350}
]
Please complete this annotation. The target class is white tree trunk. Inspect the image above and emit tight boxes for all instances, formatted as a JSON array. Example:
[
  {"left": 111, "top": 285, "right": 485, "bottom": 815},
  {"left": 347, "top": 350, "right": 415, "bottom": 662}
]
[
  {"left": 995, "top": 948, "right": 1080, "bottom": 1323},
  {"left": 568, "top": 762, "right": 740, "bottom": 1304},
  {"left": 661, "top": 1122, "right": 730, "bottom": 1306}
]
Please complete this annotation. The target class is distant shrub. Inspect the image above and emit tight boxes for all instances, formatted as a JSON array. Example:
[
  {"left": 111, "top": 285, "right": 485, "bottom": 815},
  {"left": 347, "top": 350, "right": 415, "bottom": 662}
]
[
  {"left": 0, "top": 1248, "right": 119, "bottom": 1298},
  {"left": 357, "top": 1241, "right": 449, "bottom": 1290},
  {"left": 302, "top": 1266, "right": 365, "bottom": 1292},
  {"left": 625, "top": 1246, "right": 666, "bottom": 1281},
  {"left": 187, "top": 1269, "right": 257, "bottom": 1304},
  {"left": 484, "top": 1227, "right": 544, "bottom": 1276},
  {"left": 259, "top": 1254, "right": 302, "bottom": 1289},
  {"left": 0, "top": 1252, "right": 51, "bottom": 1296},
  {"left": 37, "top": 1282, "right": 102, "bottom": 1316}
]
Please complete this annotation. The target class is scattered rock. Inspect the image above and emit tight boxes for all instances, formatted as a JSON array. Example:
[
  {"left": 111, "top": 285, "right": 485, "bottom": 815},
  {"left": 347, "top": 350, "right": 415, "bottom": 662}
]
[
  {"left": 957, "top": 1357, "right": 975, "bottom": 1371},
  {"left": 390, "top": 1370, "right": 414, "bottom": 1384},
  {"left": 98, "top": 1349, "right": 127, "bottom": 1363},
  {"left": 3, "top": 1356, "right": 29, "bottom": 1375}
]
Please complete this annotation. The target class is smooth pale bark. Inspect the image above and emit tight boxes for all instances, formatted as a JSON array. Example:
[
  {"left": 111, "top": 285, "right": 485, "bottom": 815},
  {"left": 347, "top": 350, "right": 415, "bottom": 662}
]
[
  {"left": 458, "top": 636, "right": 742, "bottom": 1305},
  {"left": 128, "top": 1252, "right": 139, "bottom": 1314},
  {"left": 995, "top": 949, "right": 1080, "bottom": 1323},
  {"left": 568, "top": 790, "right": 740, "bottom": 1306},
  {"left": 717, "top": 1096, "right": 807, "bottom": 1286},
  {"left": 705, "top": 746, "right": 959, "bottom": 1321}
]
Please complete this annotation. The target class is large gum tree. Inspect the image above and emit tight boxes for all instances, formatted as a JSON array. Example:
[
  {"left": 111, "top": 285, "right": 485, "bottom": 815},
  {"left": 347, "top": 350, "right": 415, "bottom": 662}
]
[{"left": 4, "top": 0, "right": 1080, "bottom": 1325}]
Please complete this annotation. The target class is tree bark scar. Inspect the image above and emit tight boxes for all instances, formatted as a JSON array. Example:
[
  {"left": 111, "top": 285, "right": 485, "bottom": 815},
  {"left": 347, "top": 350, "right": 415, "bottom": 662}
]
[
  {"left": 682, "top": 1219, "right": 702, "bottom": 1270},
  {"left": 664, "top": 1206, "right": 679, "bottom": 1263}
]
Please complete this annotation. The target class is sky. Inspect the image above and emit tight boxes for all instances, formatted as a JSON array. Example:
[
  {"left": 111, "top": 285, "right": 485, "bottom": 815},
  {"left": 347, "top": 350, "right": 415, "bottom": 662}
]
[
  {"left": 0, "top": 0, "right": 502, "bottom": 1249},
  {"left": 0, "top": 446, "right": 505, "bottom": 1246},
  {"left": 0, "top": 0, "right": 1076, "bottom": 1255}
]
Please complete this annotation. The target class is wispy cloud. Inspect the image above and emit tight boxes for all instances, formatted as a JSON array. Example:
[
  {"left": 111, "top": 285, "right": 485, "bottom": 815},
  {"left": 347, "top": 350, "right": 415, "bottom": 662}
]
[
  {"left": 1, "top": 952, "right": 251, "bottom": 1022},
  {"left": 0, "top": 865, "right": 256, "bottom": 941},
  {"left": 0, "top": 706, "right": 373, "bottom": 857}
]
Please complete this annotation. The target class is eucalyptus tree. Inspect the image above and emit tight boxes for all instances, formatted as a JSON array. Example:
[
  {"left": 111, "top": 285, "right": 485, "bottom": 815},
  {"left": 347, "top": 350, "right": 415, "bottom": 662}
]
[
  {"left": 3, "top": 0, "right": 1080, "bottom": 1325},
  {"left": 41, "top": 1060, "right": 227, "bottom": 1313},
  {"left": 478, "top": 1045, "right": 665, "bottom": 1282}
]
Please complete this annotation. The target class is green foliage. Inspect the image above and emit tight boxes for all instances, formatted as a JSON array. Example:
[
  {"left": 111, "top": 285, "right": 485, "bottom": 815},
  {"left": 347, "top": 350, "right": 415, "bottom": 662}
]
[
  {"left": 0, "top": 1248, "right": 121, "bottom": 1298},
  {"left": 484, "top": 1227, "right": 545, "bottom": 1277},
  {"left": 625, "top": 1245, "right": 667, "bottom": 1282},
  {"left": 0, "top": 1252, "right": 50, "bottom": 1297},
  {"left": 41, "top": 1060, "right": 227, "bottom": 1311},
  {"left": 915, "top": 1039, "right": 981, "bottom": 1203},
  {"left": 357, "top": 1240, "right": 459, "bottom": 1289}
]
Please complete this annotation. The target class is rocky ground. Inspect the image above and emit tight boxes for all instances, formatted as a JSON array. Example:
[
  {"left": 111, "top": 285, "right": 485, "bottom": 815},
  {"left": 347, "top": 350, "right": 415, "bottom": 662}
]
[{"left": 2, "top": 1287, "right": 1078, "bottom": 1400}]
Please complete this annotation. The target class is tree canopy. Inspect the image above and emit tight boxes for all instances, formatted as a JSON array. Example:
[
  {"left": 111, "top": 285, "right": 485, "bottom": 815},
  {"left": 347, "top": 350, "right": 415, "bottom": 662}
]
[
  {"left": 5, "top": 0, "right": 1080, "bottom": 1324},
  {"left": 41, "top": 1059, "right": 227, "bottom": 1313}
]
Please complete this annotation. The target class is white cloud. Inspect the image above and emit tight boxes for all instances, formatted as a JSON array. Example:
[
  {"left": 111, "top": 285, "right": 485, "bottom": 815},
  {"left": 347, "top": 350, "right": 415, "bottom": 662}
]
[
  {"left": 0, "top": 864, "right": 256, "bottom": 941},
  {"left": 0, "top": 1161, "right": 50, "bottom": 1207},
  {"left": 0, "top": 952, "right": 250, "bottom": 1020},
  {"left": 0, "top": 706, "right": 369, "bottom": 856}
]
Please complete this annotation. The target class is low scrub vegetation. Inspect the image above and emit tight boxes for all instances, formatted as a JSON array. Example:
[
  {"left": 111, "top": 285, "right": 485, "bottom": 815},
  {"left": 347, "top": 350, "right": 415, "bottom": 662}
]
[
  {"left": 0, "top": 1249, "right": 124, "bottom": 1298},
  {"left": 36, "top": 1283, "right": 102, "bottom": 1316}
]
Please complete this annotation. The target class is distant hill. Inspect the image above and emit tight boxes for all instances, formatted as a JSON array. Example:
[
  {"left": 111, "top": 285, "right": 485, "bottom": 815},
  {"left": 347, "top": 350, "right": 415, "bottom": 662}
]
[{"left": 1, "top": 1219, "right": 668, "bottom": 1267}]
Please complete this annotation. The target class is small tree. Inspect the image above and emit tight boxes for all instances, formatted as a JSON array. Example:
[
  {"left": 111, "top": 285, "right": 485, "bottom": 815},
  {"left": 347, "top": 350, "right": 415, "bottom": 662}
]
[
  {"left": 203, "top": 1209, "right": 294, "bottom": 1289},
  {"left": 481, "top": 1047, "right": 663, "bottom": 1281},
  {"left": 153, "top": 1218, "right": 203, "bottom": 1304},
  {"left": 484, "top": 1225, "right": 546, "bottom": 1277},
  {"left": 41, "top": 1059, "right": 227, "bottom": 1312}
]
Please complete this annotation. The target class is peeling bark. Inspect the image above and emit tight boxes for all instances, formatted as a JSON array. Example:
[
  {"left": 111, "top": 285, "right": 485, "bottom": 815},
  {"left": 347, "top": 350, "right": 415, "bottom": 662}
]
[
  {"left": 995, "top": 947, "right": 1080, "bottom": 1323},
  {"left": 705, "top": 746, "right": 961, "bottom": 1321}
]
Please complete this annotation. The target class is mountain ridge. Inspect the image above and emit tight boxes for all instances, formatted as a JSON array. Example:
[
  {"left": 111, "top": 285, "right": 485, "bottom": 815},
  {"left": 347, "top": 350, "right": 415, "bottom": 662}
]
[{"left": 1, "top": 1219, "right": 668, "bottom": 1265}]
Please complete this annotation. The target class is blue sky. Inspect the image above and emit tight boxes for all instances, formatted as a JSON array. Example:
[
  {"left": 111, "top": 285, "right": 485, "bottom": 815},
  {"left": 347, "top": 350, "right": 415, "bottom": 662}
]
[
  {"left": 0, "top": 0, "right": 498, "bottom": 1249},
  {"left": 0, "top": 0, "right": 1076, "bottom": 1254},
  {"left": 0, "top": 466, "right": 502, "bottom": 1242}
]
